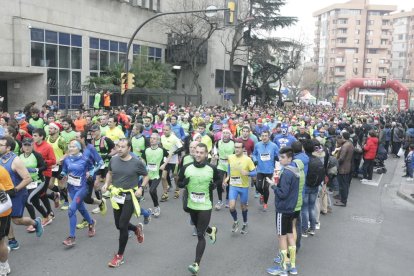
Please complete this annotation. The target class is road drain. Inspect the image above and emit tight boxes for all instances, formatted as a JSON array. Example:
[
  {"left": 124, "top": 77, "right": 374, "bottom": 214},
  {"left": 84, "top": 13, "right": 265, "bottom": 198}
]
[{"left": 351, "top": 216, "right": 383, "bottom": 224}]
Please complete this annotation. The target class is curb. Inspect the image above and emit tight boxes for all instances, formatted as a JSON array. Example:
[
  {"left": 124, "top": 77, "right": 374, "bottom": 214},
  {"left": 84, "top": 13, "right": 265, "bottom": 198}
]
[{"left": 397, "top": 189, "right": 414, "bottom": 205}]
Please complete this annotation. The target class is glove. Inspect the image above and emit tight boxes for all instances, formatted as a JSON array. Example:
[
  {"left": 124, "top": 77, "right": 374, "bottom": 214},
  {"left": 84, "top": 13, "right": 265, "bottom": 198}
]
[
  {"left": 0, "top": 191, "right": 8, "bottom": 203},
  {"left": 27, "top": 168, "right": 38, "bottom": 173},
  {"left": 254, "top": 160, "right": 258, "bottom": 166},
  {"left": 6, "top": 188, "right": 17, "bottom": 198}
]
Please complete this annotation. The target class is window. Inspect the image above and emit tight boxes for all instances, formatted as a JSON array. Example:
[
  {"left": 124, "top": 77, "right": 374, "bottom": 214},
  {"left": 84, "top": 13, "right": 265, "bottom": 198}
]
[
  {"left": 367, "top": 30, "right": 374, "bottom": 36},
  {"left": 133, "top": 44, "right": 163, "bottom": 63},
  {"left": 353, "top": 58, "right": 359, "bottom": 63},
  {"left": 381, "top": 39, "right": 388, "bottom": 45},
  {"left": 338, "top": 19, "right": 347, "bottom": 24},
  {"left": 355, "top": 29, "right": 360, "bottom": 35},
  {"left": 30, "top": 28, "right": 82, "bottom": 108},
  {"left": 368, "top": 20, "right": 374, "bottom": 25},
  {"left": 398, "top": 34, "right": 404, "bottom": 40},
  {"left": 365, "top": 59, "right": 372, "bottom": 63},
  {"left": 356, "top": 20, "right": 361, "bottom": 25},
  {"left": 337, "top": 38, "right": 346, "bottom": 43},
  {"left": 382, "top": 20, "right": 389, "bottom": 25},
  {"left": 368, "top": 49, "right": 377, "bottom": 54},
  {"left": 354, "top": 39, "right": 359, "bottom": 44},
  {"left": 89, "top": 38, "right": 128, "bottom": 74},
  {"left": 364, "top": 68, "right": 371, "bottom": 73}
]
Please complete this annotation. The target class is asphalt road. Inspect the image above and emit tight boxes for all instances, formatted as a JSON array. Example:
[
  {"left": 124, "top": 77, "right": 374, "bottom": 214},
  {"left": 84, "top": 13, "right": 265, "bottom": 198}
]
[{"left": 9, "top": 157, "right": 414, "bottom": 276}]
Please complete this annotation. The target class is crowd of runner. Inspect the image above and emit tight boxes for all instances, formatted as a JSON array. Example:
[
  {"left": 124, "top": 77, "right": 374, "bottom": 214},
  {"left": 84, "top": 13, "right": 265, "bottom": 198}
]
[{"left": 0, "top": 99, "right": 412, "bottom": 275}]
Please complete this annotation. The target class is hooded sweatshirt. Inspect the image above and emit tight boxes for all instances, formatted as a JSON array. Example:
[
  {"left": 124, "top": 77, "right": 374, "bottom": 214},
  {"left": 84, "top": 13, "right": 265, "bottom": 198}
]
[{"left": 271, "top": 163, "right": 299, "bottom": 213}]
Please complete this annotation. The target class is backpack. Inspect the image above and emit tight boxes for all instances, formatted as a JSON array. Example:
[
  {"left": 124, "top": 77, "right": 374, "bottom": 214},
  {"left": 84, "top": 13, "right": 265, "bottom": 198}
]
[
  {"left": 306, "top": 156, "right": 325, "bottom": 187},
  {"left": 327, "top": 155, "right": 338, "bottom": 176}
]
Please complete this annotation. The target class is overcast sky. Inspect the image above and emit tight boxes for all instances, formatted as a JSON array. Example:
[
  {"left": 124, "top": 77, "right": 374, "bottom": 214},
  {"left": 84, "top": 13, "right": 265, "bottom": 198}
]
[{"left": 274, "top": 0, "right": 414, "bottom": 58}]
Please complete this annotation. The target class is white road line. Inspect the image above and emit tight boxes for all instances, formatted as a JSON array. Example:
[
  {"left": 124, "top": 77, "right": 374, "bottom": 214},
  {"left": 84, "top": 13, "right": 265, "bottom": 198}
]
[{"left": 361, "top": 173, "right": 383, "bottom": 187}]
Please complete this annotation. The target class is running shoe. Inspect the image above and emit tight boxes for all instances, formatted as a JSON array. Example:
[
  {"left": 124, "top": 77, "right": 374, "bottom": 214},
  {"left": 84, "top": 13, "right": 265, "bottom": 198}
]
[
  {"left": 259, "top": 195, "right": 264, "bottom": 205},
  {"left": 143, "top": 211, "right": 151, "bottom": 225},
  {"left": 99, "top": 199, "right": 107, "bottom": 216},
  {"left": 254, "top": 192, "right": 260, "bottom": 198},
  {"left": 60, "top": 202, "right": 69, "bottom": 210},
  {"left": 160, "top": 193, "right": 169, "bottom": 202},
  {"left": 225, "top": 199, "right": 229, "bottom": 208},
  {"left": 153, "top": 206, "right": 161, "bottom": 218},
  {"left": 315, "top": 222, "right": 320, "bottom": 230},
  {"left": 26, "top": 225, "right": 36, "bottom": 233},
  {"left": 108, "top": 254, "right": 124, "bottom": 268},
  {"left": 53, "top": 192, "right": 60, "bottom": 208},
  {"left": 192, "top": 226, "right": 197, "bottom": 236},
  {"left": 91, "top": 207, "right": 101, "bottom": 214},
  {"left": 42, "top": 216, "right": 53, "bottom": 227},
  {"left": 88, "top": 220, "right": 96, "bottom": 237},
  {"left": 273, "top": 253, "right": 282, "bottom": 264},
  {"left": 174, "top": 190, "right": 180, "bottom": 199},
  {"left": 263, "top": 203, "right": 268, "bottom": 212},
  {"left": 8, "top": 239, "right": 19, "bottom": 250},
  {"left": 232, "top": 221, "right": 239, "bottom": 233},
  {"left": 62, "top": 236, "right": 76, "bottom": 247},
  {"left": 288, "top": 265, "right": 298, "bottom": 275},
  {"left": 0, "top": 260, "right": 11, "bottom": 276},
  {"left": 308, "top": 229, "right": 315, "bottom": 236},
  {"left": 208, "top": 226, "right": 217, "bottom": 244},
  {"left": 76, "top": 219, "right": 88, "bottom": 229},
  {"left": 266, "top": 265, "right": 288, "bottom": 276},
  {"left": 134, "top": 223, "right": 144, "bottom": 243},
  {"left": 301, "top": 230, "right": 309, "bottom": 238},
  {"left": 188, "top": 263, "right": 199, "bottom": 275},
  {"left": 214, "top": 201, "right": 223, "bottom": 211},
  {"left": 102, "top": 190, "right": 111, "bottom": 198},
  {"left": 240, "top": 224, "right": 248, "bottom": 234},
  {"left": 34, "top": 217, "right": 44, "bottom": 237}
]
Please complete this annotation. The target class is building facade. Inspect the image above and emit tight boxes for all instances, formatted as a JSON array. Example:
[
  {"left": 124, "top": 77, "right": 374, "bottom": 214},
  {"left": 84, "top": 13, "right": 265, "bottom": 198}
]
[
  {"left": 313, "top": 0, "right": 396, "bottom": 86},
  {"left": 0, "top": 0, "right": 245, "bottom": 112}
]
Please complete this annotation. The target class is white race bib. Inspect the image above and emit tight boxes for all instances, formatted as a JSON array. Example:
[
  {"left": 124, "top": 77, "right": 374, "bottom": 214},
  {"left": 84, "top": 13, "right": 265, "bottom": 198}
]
[
  {"left": 68, "top": 175, "right": 81, "bottom": 186},
  {"left": 112, "top": 194, "right": 126, "bottom": 204},
  {"left": 147, "top": 163, "right": 158, "bottom": 172},
  {"left": 27, "top": 181, "right": 38, "bottom": 190},
  {"left": 190, "top": 192, "right": 205, "bottom": 203},
  {"left": 100, "top": 164, "right": 106, "bottom": 169},
  {"left": 260, "top": 153, "right": 271, "bottom": 161},
  {"left": 230, "top": 177, "right": 242, "bottom": 185},
  {"left": 52, "top": 166, "right": 59, "bottom": 172}
]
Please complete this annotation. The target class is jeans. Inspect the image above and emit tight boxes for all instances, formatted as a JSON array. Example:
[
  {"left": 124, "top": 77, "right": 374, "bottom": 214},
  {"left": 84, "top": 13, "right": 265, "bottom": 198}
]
[
  {"left": 301, "top": 186, "right": 318, "bottom": 232},
  {"left": 337, "top": 173, "right": 351, "bottom": 205}
]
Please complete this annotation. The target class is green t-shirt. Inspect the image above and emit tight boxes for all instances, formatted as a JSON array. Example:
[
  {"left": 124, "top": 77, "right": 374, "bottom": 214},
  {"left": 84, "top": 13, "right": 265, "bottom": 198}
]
[
  {"left": 131, "top": 135, "right": 146, "bottom": 157},
  {"left": 217, "top": 140, "right": 235, "bottom": 171},
  {"left": 100, "top": 125, "right": 109, "bottom": 136},
  {"left": 29, "top": 118, "right": 45, "bottom": 129},
  {"left": 182, "top": 155, "right": 194, "bottom": 167},
  {"left": 183, "top": 164, "right": 217, "bottom": 211},
  {"left": 61, "top": 130, "right": 76, "bottom": 144},
  {"left": 20, "top": 153, "right": 39, "bottom": 181},
  {"left": 142, "top": 147, "right": 168, "bottom": 180},
  {"left": 94, "top": 93, "right": 101, "bottom": 109}
]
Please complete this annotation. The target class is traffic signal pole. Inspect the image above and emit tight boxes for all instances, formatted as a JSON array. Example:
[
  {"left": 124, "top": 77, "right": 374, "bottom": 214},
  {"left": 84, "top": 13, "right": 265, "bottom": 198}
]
[{"left": 122, "top": 7, "right": 230, "bottom": 105}]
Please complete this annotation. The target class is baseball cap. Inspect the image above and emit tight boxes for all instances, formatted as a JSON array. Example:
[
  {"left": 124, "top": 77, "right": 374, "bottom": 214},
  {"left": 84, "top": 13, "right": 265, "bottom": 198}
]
[
  {"left": 22, "top": 137, "right": 33, "bottom": 145},
  {"left": 16, "top": 114, "right": 26, "bottom": 121},
  {"left": 90, "top": 124, "right": 100, "bottom": 132}
]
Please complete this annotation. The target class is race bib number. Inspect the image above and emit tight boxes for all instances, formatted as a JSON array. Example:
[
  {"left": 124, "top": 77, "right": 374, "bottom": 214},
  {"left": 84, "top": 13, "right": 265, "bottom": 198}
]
[
  {"left": 112, "top": 194, "right": 126, "bottom": 204},
  {"left": 27, "top": 181, "right": 38, "bottom": 189},
  {"left": 219, "top": 159, "right": 228, "bottom": 166},
  {"left": 230, "top": 177, "right": 242, "bottom": 185},
  {"left": 68, "top": 175, "right": 81, "bottom": 186},
  {"left": 260, "top": 153, "right": 271, "bottom": 161},
  {"left": 52, "top": 166, "right": 59, "bottom": 172},
  {"left": 147, "top": 163, "right": 158, "bottom": 172},
  {"left": 190, "top": 192, "right": 205, "bottom": 203}
]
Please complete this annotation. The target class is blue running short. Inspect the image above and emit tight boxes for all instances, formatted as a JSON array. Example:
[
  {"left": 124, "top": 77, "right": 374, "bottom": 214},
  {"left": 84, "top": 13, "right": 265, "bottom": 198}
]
[{"left": 228, "top": 186, "right": 249, "bottom": 204}]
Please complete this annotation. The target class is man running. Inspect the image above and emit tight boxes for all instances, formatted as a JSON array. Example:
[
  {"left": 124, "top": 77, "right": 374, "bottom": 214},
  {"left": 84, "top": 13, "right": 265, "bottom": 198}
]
[
  {"left": 223, "top": 140, "right": 256, "bottom": 234},
  {"left": 102, "top": 139, "right": 147, "bottom": 268},
  {"left": 178, "top": 143, "right": 219, "bottom": 275},
  {"left": 141, "top": 133, "right": 171, "bottom": 217},
  {"left": 0, "top": 136, "right": 44, "bottom": 250}
]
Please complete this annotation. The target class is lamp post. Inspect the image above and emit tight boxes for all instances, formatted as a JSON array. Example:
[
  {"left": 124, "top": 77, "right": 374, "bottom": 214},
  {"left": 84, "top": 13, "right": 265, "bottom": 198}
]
[{"left": 122, "top": 6, "right": 230, "bottom": 104}]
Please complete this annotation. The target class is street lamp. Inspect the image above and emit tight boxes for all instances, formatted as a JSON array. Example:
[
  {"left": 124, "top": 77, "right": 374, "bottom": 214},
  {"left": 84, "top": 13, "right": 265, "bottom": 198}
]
[{"left": 123, "top": 6, "right": 230, "bottom": 104}]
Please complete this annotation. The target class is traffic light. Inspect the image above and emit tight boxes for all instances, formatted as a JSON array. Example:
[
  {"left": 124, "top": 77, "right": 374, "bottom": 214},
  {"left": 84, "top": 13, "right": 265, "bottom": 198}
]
[
  {"left": 127, "top": 73, "right": 135, "bottom": 90},
  {"left": 121, "top": 72, "right": 128, "bottom": 95},
  {"left": 226, "top": 0, "right": 237, "bottom": 25}
]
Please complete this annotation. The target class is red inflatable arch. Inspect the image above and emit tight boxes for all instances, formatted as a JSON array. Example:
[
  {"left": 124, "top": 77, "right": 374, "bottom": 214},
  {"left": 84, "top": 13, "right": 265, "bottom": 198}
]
[{"left": 336, "top": 78, "right": 409, "bottom": 111}]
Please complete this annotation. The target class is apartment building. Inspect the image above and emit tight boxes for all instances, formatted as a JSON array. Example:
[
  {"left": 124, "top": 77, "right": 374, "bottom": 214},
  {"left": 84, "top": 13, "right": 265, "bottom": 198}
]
[
  {"left": 313, "top": 0, "right": 396, "bottom": 85},
  {"left": 390, "top": 9, "right": 414, "bottom": 83}
]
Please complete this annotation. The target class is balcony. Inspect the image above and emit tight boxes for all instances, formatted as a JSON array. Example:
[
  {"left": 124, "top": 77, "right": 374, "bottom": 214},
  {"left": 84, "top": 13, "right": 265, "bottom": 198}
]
[
  {"left": 165, "top": 33, "right": 208, "bottom": 65},
  {"left": 334, "top": 70, "right": 346, "bottom": 76}
]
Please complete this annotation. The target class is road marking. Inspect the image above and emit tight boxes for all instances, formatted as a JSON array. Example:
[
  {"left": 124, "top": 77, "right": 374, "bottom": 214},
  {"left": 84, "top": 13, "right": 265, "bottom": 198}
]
[
  {"left": 351, "top": 215, "right": 383, "bottom": 224},
  {"left": 360, "top": 174, "right": 383, "bottom": 187}
]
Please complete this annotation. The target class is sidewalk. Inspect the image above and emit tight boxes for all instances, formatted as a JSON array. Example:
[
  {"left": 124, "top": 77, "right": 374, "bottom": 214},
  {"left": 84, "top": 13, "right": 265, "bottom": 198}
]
[{"left": 396, "top": 158, "right": 414, "bottom": 205}]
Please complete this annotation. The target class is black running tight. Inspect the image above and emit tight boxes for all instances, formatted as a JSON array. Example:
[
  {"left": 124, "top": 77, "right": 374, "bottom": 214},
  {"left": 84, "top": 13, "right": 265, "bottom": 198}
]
[
  {"left": 113, "top": 199, "right": 137, "bottom": 255},
  {"left": 256, "top": 173, "right": 272, "bottom": 204},
  {"left": 189, "top": 209, "right": 212, "bottom": 264}
]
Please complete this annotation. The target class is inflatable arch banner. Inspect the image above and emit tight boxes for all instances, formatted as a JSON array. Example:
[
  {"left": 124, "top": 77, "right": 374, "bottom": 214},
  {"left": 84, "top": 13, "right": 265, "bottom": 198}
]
[{"left": 336, "top": 78, "right": 409, "bottom": 111}]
